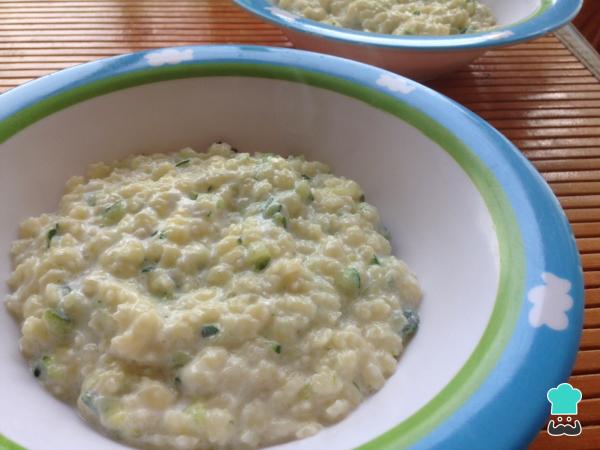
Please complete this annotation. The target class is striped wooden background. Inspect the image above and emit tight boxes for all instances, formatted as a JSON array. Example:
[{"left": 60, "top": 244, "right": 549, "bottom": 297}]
[{"left": 0, "top": 1, "right": 599, "bottom": 449}]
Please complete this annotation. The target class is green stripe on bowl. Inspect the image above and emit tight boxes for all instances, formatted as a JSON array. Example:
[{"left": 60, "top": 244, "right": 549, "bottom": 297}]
[
  {"left": 0, "top": 63, "right": 525, "bottom": 449},
  {"left": 0, "top": 434, "right": 26, "bottom": 450}
]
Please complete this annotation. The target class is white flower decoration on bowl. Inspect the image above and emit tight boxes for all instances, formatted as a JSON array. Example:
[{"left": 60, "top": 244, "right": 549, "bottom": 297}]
[
  {"left": 266, "top": 6, "right": 298, "bottom": 23},
  {"left": 528, "top": 272, "right": 573, "bottom": 331},
  {"left": 376, "top": 74, "right": 416, "bottom": 94},
  {"left": 145, "top": 48, "right": 194, "bottom": 67}
]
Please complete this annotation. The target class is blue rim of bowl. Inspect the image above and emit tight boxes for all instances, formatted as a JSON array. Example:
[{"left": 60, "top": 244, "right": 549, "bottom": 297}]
[
  {"left": 0, "top": 45, "right": 583, "bottom": 450},
  {"left": 233, "top": 0, "right": 582, "bottom": 50}
]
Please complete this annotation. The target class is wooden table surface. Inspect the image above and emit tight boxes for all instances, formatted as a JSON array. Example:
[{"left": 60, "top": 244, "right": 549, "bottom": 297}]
[{"left": 1, "top": 1, "right": 599, "bottom": 449}]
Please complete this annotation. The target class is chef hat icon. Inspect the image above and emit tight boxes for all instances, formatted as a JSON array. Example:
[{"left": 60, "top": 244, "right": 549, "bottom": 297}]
[{"left": 547, "top": 383, "right": 582, "bottom": 415}]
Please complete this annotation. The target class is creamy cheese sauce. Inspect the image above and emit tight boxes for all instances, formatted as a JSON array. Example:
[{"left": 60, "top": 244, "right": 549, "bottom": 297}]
[
  {"left": 274, "top": 0, "right": 496, "bottom": 35},
  {"left": 6, "top": 143, "right": 422, "bottom": 449}
]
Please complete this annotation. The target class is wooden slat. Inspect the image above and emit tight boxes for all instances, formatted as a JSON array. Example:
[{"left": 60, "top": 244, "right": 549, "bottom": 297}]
[
  {"left": 538, "top": 160, "right": 600, "bottom": 173},
  {"left": 580, "top": 329, "right": 600, "bottom": 350},
  {"left": 482, "top": 109, "right": 600, "bottom": 120},
  {"left": 586, "top": 289, "right": 600, "bottom": 308},
  {"left": 466, "top": 100, "right": 600, "bottom": 112},
  {"left": 584, "top": 308, "right": 600, "bottom": 328},
  {"left": 434, "top": 77, "right": 600, "bottom": 89},
  {"left": 454, "top": 62, "right": 587, "bottom": 71},
  {"left": 552, "top": 183, "right": 600, "bottom": 196},
  {"left": 572, "top": 224, "right": 600, "bottom": 239},
  {"left": 572, "top": 373, "right": 600, "bottom": 398},
  {"left": 582, "top": 254, "right": 600, "bottom": 271},
  {"left": 461, "top": 55, "right": 581, "bottom": 63},
  {"left": 525, "top": 148, "right": 600, "bottom": 161},
  {"left": 579, "top": 239, "right": 600, "bottom": 254},
  {"left": 503, "top": 127, "right": 600, "bottom": 140},
  {"left": 574, "top": 350, "right": 600, "bottom": 375},
  {"left": 584, "top": 272, "right": 600, "bottom": 288},
  {"left": 492, "top": 117, "right": 600, "bottom": 129},
  {"left": 559, "top": 208, "right": 600, "bottom": 223}
]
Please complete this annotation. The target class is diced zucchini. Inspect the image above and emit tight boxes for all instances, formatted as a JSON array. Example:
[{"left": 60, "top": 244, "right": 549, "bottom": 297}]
[
  {"left": 47, "top": 224, "right": 59, "bottom": 248},
  {"left": 174, "top": 376, "right": 182, "bottom": 388},
  {"left": 263, "top": 198, "right": 282, "bottom": 218},
  {"left": 335, "top": 268, "right": 361, "bottom": 296},
  {"left": 273, "top": 343, "right": 282, "bottom": 354},
  {"left": 272, "top": 212, "right": 287, "bottom": 229},
  {"left": 401, "top": 308, "right": 419, "bottom": 339},
  {"left": 248, "top": 244, "right": 271, "bottom": 271},
  {"left": 32, "top": 355, "right": 65, "bottom": 381},
  {"left": 185, "top": 403, "right": 206, "bottom": 424},
  {"left": 201, "top": 324, "right": 219, "bottom": 338},
  {"left": 86, "top": 195, "right": 97, "bottom": 207},
  {"left": 370, "top": 255, "right": 380, "bottom": 265},
  {"left": 80, "top": 391, "right": 118, "bottom": 416},
  {"left": 263, "top": 198, "right": 288, "bottom": 228},
  {"left": 43, "top": 309, "right": 73, "bottom": 337},
  {"left": 45, "top": 358, "right": 64, "bottom": 380},
  {"left": 141, "top": 264, "right": 156, "bottom": 273},
  {"left": 175, "top": 159, "right": 190, "bottom": 167},
  {"left": 295, "top": 181, "right": 313, "bottom": 202},
  {"left": 172, "top": 351, "right": 191, "bottom": 369},
  {"left": 298, "top": 383, "right": 312, "bottom": 400},
  {"left": 151, "top": 230, "right": 167, "bottom": 239},
  {"left": 103, "top": 201, "right": 125, "bottom": 225},
  {"left": 80, "top": 391, "right": 99, "bottom": 415}
]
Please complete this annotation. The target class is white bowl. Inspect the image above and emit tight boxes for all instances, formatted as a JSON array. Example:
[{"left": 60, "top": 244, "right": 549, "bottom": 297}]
[
  {"left": 235, "top": 0, "right": 583, "bottom": 80},
  {"left": 0, "top": 46, "right": 583, "bottom": 450}
]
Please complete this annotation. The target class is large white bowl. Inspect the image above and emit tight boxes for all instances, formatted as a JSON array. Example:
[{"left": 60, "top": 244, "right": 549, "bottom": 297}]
[
  {"left": 0, "top": 46, "right": 583, "bottom": 450},
  {"left": 235, "top": 0, "right": 582, "bottom": 80}
]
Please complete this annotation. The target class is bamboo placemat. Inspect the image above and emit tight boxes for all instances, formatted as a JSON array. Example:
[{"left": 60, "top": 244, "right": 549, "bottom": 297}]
[{"left": 1, "top": 1, "right": 599, "bottom": 449}]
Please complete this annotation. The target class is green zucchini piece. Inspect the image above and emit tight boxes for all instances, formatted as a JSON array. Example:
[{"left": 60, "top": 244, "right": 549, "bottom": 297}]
[
  {"left": 335, "top": 268, "right": 361, "bottom": 296},
  {"left": 201, "top": 325, "right": 219, "bottom": 338},
  {"left": 248, "top": 244, "right": 271, "bottom": 271},
  {"left": 401, "top": 308, "right": 419, "bottom": 339},
  {"left": 43, "top": 309, "right": 72, "bottom": 337},
  {"left": 47, "top": 224, "right": 59, "bottom": 248},
  {"left": 103, "top": 201, "right": 125, "bottom": 225}
]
